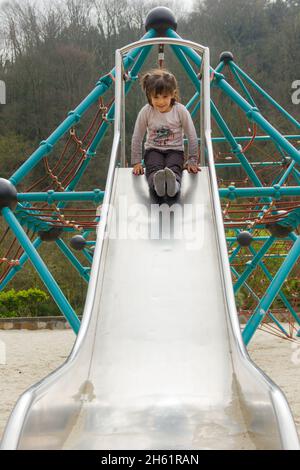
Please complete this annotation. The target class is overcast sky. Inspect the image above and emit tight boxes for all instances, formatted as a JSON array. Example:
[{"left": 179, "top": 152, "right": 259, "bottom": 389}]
[{"left": 0, "top": 0, "right": 195, "bottom": 10}]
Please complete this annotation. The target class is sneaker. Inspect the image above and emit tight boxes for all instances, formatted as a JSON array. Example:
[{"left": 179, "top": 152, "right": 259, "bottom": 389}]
[
  {"left": 165, "top": 167, "right": 180, "bottom": 197},
  {"left": 153, "top": 169, "right": 166, "bottom": 197}
]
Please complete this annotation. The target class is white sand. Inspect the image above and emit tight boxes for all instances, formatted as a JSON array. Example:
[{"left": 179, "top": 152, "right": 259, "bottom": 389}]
[
  {"left": 0, "top": 330, "right": 76, "bottom": 440},
  {"left": 0, "top": 327, "right": 299, "bottom": 444}
]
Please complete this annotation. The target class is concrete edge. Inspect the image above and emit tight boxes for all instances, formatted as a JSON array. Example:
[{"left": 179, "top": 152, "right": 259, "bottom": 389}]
[{"left": 0, "top": 317, "right": 82, "bottom": 331}]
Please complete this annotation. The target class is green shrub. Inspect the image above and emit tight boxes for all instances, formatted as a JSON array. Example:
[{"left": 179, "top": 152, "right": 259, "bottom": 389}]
[{"left": 0, "top": 288, "right": 49, "bottom": 318}]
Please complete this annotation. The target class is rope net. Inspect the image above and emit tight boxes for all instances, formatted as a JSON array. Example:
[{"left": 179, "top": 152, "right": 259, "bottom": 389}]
[{"left": 0, "top": 97, "right": 114, "bottom": 281}]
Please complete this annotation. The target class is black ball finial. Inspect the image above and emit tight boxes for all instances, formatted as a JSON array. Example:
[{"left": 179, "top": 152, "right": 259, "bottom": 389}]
[
  {"left": 38, "top": 227, "right": 63, "bottom": 242},
  {"left": 145, "top": 7, "right": 177, "bottom": 35},
  {"left": 237, "top": 231, "right": 253, "bottom": 247},
  {"left": 219, "top": 51, "right": 234, "bottom": 64},
  {"left": 70, "top": 235, "right": 87, "bottom": 251},
  {"left": 0, "top": 178, "right": 17, "bottom": 212}
]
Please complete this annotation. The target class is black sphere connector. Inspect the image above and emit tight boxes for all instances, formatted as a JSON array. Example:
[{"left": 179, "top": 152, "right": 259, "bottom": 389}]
[
  {"left": 266, "top": 223, "right": 294, "bottom": 238},
  {"left": 237, "top": 231, "right": 253, "bottom": 247},
  {"left": 0, "top": 178, "right": 17, "bottom": 212},
  {"left": 219, "top": 51, "right": 234, "bottom": 64},
  {"left": 38, "top": 227, "right": 63, "bottom": 242},
  {"left": 145, "top": 7, "right": 177, "bottom": 35},
  {"left": 70, "top": 235, "right": 87, "bottom": 251}
]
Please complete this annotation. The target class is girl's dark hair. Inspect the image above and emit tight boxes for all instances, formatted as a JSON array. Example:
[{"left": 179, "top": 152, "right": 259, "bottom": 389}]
[{"left": 140, "top": 69, "right": 179, "bottom": 106}]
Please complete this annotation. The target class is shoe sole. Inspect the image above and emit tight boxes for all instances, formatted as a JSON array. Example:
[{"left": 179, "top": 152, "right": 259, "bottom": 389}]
[
  {"left": 165, "top": 167, "right": 177, "bottom": 197},
  {"left": 153, "top": 170, "right": 166, "bottom": 197}
]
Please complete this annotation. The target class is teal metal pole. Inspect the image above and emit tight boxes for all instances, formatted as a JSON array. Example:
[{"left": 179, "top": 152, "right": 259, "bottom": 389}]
[
  {"left": 277, "top": 161, "right": 296, "bottom": 186},
  {"left": 273, "top": 141, "right": 290, "bottom": 163},
  {"left": 0, "top": 237, "right": 43, "bottom": 291},
  {"left": 191, "top": 101, "right": 200, "bottom": 118},
  {"left": 228, "top": 62, "right": 257, "bottom": 108},
  {"left": 289, "top": 232, "right": 298, "bottom": 242},
  {"left": 233, "top": 253, "right": 291, "bottom": 260},
  {"left": 215, "top": 77, "right": 300, "bottom": 165},
  {"left": 233, "top": 237, "right": 275, "bottom": 293},
  {"left": 220, "top": 185, "right": 300, "bottom": 199},
  {"left": 292, "top": 167, "right": 300, "bottom": 185},
  {"left": 166, "top": 29, "right": 202, "bottom": 66},
  {"left": 231, "top": 266, "right": 261, "bottom": 301},
  {"left": 211, "top": 103, "right": 265, "bottom": 189},
  {"left": 242, "top": 235, "right": 300, "bottom": 345},
  {"left": 171, "top": 45, "right": 200, "bottom": 89},
  {"left": 214, "top": 61, "right": 226, "bottom": 74},
  {"left": 231, "top": 266, "right": 290, "bottom": 337},
  {"left": 17, "top": 190, "right": 104, "bottom": 203},
  {"left": 226, "top": 236, "right": 288, "bottom": 242},
  {"left": 248, "top": 245, "right": 300, "bottom": 325},
  {"left": 212, "top": 135, "right": 300, "bottom": 143},
  {"left": 186, "top": 92, "right": 200, "bottom": 111},
  {"left": 1, "top": 207, "right": 81, "bottom": 334},
  {"left": 82, "top": 248, "right": 93, "bottom": 264},
  {"left": 216, "top": 162, "right": 285, "bottom": 168},
  {"left": 55, "top": 239, "right": 90, "bottom": 283},
  {"left": 226, "top": 237, "right": 288, "bottom": 243},
  {"left": 82, "top": 229, "right": 96, "bottom": 239},
  {"left": 230, "top": 62, "right": 300, "bottom": 129},
  {"left": 229, "top": 245, "right": 241, "bottom": 263}
]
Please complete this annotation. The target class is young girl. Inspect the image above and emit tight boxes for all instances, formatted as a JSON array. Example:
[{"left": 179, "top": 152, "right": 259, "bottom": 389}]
[{"left": 131, "top": 69, "right": 199, "bottom": 197}]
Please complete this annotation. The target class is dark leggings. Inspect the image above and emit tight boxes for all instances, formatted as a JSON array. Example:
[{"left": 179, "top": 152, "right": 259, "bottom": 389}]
[{"left": 143, "top": 148, "right": 185, "bottom": 190}]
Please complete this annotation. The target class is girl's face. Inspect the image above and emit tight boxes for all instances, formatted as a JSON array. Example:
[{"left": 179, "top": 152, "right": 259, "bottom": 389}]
[{"left": 150, "top": 92, "right": 175, "bottom": 113}]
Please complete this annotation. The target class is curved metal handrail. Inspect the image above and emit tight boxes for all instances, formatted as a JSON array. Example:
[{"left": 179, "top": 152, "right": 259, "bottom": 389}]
[{"left": 119, "top": 37, "right": 207, "bottom": 55}]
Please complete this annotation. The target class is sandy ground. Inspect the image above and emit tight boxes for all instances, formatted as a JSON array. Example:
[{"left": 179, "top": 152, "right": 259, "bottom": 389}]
[
  {"left": 0, "top": 330, "right": 76, "bottom": 441},
  {"left": 0, "top": 327, "right": 300, "bottom": 445}
]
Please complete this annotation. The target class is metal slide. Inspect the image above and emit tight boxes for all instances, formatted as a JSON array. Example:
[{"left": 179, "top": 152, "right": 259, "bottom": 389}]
[{"left": 1, "top": 38, "right": 299, "bottom": 450}]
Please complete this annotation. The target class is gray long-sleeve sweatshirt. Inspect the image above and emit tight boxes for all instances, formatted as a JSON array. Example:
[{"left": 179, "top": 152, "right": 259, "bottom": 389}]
[{"left": 131, "top": 102, "right": 199, "bottom": 165}]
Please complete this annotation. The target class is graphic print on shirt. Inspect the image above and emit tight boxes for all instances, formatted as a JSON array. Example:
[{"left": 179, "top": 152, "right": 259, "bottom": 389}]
[{"left": 152, "top": 127, "right": 175, "bottom": 146}]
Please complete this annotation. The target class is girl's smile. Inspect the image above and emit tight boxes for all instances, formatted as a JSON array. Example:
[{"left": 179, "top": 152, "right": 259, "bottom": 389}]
[{"left": 151, "top": 93, "right": 175, "bottom": 113}]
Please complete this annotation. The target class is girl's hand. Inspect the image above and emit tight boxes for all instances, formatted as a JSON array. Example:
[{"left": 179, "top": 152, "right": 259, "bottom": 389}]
[
  {"left": 132, "top": 163, "right": 144, "bottom": 175},
  {"left": 187, "top": 163, "right": 200, "bottom": 174}
]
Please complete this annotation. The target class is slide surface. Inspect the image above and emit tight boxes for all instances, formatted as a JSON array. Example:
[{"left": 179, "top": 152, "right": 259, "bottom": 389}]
[{"left": 1, "top": 168, "right": 299, "bottom": 450}]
